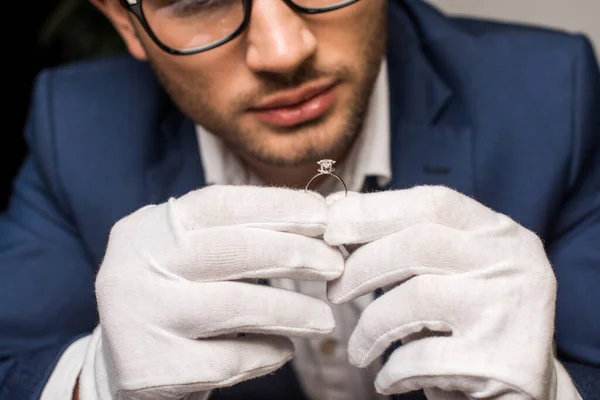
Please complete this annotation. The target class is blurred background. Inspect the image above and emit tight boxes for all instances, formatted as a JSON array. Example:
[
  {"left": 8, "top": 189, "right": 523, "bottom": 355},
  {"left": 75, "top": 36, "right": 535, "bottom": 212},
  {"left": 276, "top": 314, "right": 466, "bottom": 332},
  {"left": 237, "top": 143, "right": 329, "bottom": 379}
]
[
  {"left": 2, "top": 0, "right": 600, "bottom": 210},
  {"left": 430, "top": 0, "right": 600, "bottom": 56}
]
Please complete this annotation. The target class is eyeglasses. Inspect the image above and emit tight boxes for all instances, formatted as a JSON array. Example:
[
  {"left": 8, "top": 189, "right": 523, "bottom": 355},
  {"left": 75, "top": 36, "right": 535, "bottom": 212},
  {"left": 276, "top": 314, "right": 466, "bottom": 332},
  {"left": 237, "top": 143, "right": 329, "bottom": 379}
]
[{"left": 120, "top": 0, "right": 361, "bottom": 56}]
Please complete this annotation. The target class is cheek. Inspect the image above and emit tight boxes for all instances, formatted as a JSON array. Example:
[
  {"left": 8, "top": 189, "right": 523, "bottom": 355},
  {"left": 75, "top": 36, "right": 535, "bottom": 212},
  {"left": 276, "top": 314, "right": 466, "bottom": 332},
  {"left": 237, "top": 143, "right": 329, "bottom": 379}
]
[
  {"left": 149, "top": 41, "right": 256, "bottom": 112},
  {"left": 309, "top": 2, "right": 387, "bottom": 68}
]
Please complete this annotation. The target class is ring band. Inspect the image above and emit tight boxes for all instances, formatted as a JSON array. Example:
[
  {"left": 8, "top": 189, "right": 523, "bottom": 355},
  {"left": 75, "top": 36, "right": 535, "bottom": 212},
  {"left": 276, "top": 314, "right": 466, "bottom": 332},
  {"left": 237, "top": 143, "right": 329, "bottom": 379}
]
[{"left": 304, "top": 159, "right": 348, "bottom": 196}]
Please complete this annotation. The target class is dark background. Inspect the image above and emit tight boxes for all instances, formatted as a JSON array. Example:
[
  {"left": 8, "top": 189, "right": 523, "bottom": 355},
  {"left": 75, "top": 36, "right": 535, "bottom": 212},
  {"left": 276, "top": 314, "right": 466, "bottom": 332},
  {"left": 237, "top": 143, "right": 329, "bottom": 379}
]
[{"left": 2, "top": 0, "right": 124, "bottom": 211}]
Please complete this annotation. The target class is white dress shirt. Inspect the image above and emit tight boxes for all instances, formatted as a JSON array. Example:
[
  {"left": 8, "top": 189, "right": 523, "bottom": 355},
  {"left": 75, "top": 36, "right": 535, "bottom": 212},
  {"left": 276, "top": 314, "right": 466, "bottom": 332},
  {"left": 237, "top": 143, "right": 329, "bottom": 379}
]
[{"left": 42, "top": 58, "right": 392, "bottom": 400}]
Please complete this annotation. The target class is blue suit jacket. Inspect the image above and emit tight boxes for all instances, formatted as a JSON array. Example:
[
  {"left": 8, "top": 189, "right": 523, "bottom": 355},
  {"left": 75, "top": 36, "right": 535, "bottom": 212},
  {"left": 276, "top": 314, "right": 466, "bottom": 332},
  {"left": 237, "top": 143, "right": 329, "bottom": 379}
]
[{"left": 1, "top": 1, "right": 599, "bottom": 399}]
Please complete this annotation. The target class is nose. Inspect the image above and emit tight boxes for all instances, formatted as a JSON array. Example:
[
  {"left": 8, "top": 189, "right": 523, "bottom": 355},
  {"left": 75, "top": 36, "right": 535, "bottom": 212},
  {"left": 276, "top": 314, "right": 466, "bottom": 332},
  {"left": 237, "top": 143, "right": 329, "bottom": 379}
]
[{"left": 245, "top": 0, "right": 318, "bottom": 74}]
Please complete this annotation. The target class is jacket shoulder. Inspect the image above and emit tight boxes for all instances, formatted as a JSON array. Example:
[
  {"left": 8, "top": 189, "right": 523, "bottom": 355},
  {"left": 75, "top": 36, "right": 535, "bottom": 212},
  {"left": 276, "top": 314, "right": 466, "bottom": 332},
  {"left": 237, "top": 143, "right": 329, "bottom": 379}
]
[
  {"left": 32, "top": 52, "right": 165, "bottom": 122},
  {"left": 451, "top": 13, "right": 597, "bottom": 58},
  {"left": 38, "top": 52, "right": 156, "bottom": 88},
  {"left": 27, "top": 52, "right": 168, "bottom": 157}
]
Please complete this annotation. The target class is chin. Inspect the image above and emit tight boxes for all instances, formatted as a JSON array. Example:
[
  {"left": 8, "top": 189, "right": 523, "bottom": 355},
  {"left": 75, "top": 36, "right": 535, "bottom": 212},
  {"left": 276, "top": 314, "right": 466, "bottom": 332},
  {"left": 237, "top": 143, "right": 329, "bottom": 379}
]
[{"left": 248, "top": 125, "right": 355, "bottom": 166}]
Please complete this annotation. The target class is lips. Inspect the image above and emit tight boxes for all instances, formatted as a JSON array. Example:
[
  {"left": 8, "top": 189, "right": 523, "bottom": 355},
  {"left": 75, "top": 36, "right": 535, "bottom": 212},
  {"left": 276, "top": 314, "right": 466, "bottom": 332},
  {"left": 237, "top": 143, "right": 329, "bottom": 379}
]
[{"left": 248, "top": 80, "right": 338, "bottom": 127}]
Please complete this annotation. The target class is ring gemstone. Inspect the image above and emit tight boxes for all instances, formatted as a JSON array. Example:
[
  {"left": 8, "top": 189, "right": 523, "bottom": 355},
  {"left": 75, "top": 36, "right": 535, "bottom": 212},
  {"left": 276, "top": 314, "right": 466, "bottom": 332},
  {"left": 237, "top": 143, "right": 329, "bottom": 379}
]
[{"left": 317, "top": 159, "right": 336, "bottom": 174}]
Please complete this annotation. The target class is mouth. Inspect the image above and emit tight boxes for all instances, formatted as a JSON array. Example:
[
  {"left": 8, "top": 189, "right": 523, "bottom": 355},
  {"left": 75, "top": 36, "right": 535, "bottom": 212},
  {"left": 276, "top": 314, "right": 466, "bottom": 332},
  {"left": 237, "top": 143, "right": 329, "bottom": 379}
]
[{"left": 248, "top": 80, "right": 338, "bottom": 128}]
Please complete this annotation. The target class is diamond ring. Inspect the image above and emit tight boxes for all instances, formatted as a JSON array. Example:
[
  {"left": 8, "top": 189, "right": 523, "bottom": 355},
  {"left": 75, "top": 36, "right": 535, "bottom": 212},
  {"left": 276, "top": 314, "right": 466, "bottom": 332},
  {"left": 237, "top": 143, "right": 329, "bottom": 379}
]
[{"left": 304, "top": 159, "right": 348, "bottom": 196}]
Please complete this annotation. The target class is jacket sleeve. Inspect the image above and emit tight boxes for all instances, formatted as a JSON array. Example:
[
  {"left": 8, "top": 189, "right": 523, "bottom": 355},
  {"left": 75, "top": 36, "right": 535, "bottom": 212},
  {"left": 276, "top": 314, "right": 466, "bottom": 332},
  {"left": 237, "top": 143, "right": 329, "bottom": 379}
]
[
  {"left": 0, "top": 70, "right": 98, "bottom": 400},
  {"left": 548, "top": 35, "right": 600, "bottom": 399}
]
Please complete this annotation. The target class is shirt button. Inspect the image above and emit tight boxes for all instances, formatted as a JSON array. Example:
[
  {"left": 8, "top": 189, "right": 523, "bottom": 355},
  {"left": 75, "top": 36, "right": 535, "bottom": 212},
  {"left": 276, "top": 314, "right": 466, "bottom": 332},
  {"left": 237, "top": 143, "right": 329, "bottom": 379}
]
[{"left": 320, "top": 338, "right": 338, "bottom": 355}]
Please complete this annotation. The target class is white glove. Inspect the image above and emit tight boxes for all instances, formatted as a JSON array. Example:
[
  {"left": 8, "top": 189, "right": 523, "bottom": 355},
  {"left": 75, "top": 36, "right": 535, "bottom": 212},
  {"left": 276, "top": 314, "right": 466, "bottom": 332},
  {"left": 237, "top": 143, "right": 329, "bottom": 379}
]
[
  {"left": 79, "top": 185, "right": 344, "bottom": 400},
  {"left": 324, "top": 185, "right": 582, "bottom": 400}
]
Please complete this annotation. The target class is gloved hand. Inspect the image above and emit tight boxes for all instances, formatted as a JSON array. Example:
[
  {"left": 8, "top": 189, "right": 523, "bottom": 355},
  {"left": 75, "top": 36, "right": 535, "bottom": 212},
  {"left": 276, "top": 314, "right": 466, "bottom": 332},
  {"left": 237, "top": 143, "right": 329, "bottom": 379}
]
[
  {"left": 79, "top": 185, "right": 344, "bottom": 400},
  {"left": 324, "top": 185, "right": 581, "bottom": 400}
]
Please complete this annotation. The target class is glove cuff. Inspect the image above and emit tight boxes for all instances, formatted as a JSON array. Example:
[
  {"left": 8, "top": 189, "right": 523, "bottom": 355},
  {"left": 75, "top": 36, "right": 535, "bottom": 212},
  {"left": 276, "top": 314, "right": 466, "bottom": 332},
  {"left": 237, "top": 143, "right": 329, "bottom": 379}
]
[
  {"left": 554, "top": 358, "right": 583, "bottom": 400},
  {"left": 79, "top": 326, "right": 115, "bottom": 400}
]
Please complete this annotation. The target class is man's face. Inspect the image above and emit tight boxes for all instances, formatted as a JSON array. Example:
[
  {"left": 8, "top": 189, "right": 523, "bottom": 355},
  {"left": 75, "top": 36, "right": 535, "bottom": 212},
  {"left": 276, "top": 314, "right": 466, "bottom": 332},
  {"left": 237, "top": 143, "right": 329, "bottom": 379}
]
[{"left": 137, "top": 0, "right": 388, "bottom": 167}]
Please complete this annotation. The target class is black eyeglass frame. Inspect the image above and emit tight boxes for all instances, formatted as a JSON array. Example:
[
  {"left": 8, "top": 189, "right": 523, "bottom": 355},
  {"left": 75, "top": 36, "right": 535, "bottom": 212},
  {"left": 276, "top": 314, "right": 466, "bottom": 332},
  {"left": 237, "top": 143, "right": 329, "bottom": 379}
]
[{"left": 119, "top": 0, "right": 361, "bottom": 56}]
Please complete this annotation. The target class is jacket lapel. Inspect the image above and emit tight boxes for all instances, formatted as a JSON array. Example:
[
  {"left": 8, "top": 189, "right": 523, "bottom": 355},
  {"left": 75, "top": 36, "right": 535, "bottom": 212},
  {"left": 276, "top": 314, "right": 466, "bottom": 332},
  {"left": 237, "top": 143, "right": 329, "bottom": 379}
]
[
  {"left": 145, "top": 105, "right": 206, "bottom": 205},
  {"left": 385, "top": 0, "right": 475, "bottom": 198}
]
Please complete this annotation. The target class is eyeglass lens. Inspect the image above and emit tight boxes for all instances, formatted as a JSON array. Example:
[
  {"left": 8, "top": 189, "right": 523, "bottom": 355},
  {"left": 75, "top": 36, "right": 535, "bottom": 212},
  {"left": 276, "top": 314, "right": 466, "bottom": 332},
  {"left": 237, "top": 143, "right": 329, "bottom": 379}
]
[{"left": 141, "top": 0, "right": 357, "bottom": 52}]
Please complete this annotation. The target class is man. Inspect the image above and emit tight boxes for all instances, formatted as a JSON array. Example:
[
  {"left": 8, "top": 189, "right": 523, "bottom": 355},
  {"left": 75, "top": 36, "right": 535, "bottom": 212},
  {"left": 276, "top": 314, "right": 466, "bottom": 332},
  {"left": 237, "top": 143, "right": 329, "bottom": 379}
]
[{"left": 0, "top": 0, "right": 598, "bottom": 399}]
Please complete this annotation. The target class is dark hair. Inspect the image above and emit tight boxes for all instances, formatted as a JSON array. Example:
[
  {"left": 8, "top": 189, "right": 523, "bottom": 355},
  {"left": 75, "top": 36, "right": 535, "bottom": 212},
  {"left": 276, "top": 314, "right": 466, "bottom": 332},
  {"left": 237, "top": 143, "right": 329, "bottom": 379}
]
[{"left": 38, "top": 0, "right": 125, "bottom": 63}]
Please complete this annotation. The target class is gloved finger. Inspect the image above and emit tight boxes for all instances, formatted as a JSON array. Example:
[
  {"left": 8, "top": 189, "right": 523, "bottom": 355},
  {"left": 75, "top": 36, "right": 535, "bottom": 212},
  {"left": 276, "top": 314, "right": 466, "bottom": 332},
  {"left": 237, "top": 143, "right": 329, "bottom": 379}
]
[
  {"left": 174, "top": 185, "right": 329, "bottom": 236},
  {"left": 156, "top": 281, "right": 336, "bottom": 339},
  {"left": 325, "top": 185, "right": 508, "bottom": 245},
  {"left": 183, "top": 335, "right": 295, "bottom": 390},
  {"left": 346, "top": 275, "right": 465, "bottom": 367},
  {"left": 374, "top": 338, "right": 506, "bottom": 397},
  {"left": 325, "top": 190, "right": 360, "bottom": 205},
  {"left": 327, "top": 223, "right": 507, "bottom": 303},
  {"left": 160, "top": 226, "right": 345, "bottom": 282},
  {"left": 112, "top": 333, "right": 295, "bottom": 396}
]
